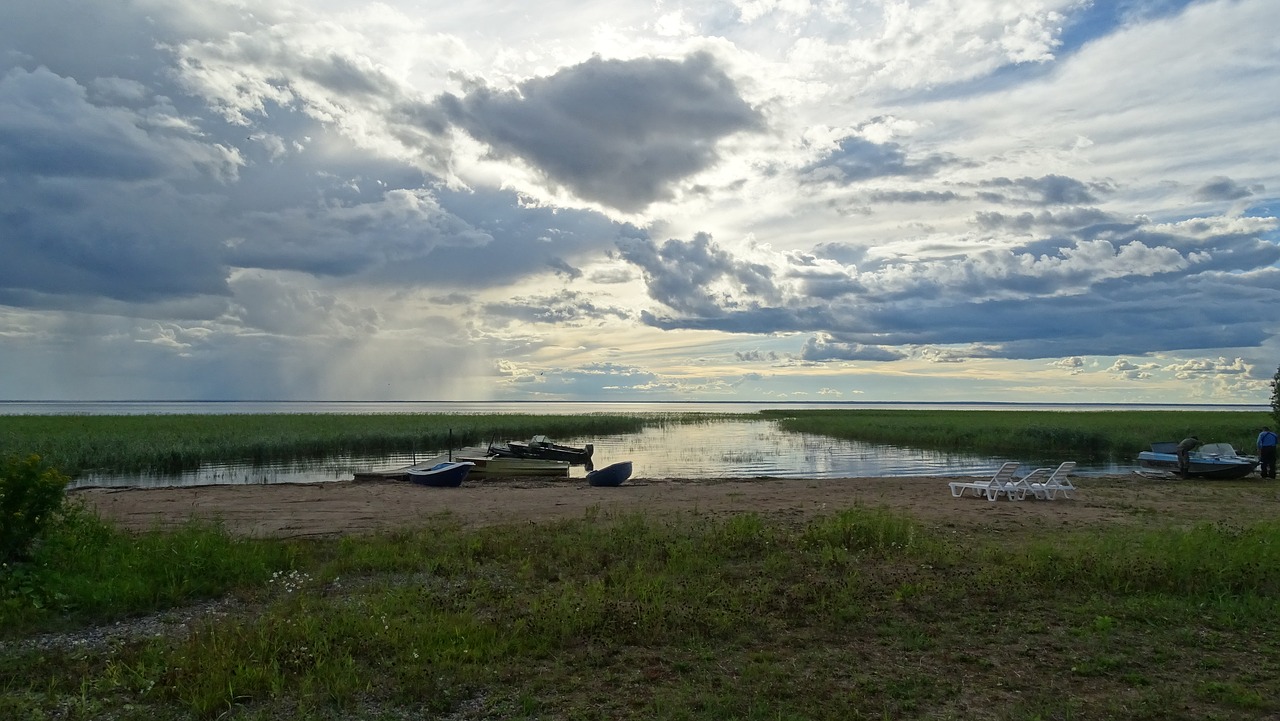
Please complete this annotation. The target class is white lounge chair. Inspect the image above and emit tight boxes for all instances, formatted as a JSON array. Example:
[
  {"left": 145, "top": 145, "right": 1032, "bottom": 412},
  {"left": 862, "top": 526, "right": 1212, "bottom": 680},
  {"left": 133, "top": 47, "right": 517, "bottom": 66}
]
[
  {"left": 1019, "top": 461, "right": 1077, "bottom": 500},
  {"left": 949, "top": 462, "right": 1024, "bottom": 502}
]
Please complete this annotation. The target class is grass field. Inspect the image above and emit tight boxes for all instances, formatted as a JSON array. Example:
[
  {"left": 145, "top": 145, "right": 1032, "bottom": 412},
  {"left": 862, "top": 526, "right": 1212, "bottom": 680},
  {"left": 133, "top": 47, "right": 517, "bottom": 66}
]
[{"left": 3, "top": 501, "right": 1279, "bottom": 720}]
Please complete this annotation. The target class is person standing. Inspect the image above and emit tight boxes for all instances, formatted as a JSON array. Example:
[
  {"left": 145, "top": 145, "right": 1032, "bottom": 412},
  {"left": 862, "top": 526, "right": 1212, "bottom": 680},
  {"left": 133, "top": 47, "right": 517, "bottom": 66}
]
[
  {"left": 1176, "top": 435, "right": 1201, "bottom": 475},
  {"left": 1259, "top": 426, "right": 1278, "bottom": 479}
]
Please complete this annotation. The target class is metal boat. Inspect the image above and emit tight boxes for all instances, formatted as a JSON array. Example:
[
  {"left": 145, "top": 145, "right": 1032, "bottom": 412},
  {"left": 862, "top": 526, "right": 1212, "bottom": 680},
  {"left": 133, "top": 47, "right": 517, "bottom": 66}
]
[
  {"left": 456, "top": 455, "right": 571, "bottom": 477},
  {"left": 494, "top": 435, "right": 594, "bottom": 468},
  {"left": 1137, "top": 441, "right": 1258, "bottom": 479}
]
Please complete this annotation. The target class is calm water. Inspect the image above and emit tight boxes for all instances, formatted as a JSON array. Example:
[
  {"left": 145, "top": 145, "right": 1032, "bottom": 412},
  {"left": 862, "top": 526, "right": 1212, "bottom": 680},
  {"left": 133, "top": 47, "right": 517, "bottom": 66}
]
[{"left": 67, "top": 419, "right": 1140, "bottom": 490}]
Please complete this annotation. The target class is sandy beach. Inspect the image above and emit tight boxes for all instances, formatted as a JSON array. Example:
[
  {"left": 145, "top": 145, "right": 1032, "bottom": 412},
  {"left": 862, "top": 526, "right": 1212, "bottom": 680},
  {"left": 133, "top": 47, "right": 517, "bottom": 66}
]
[{"left": 72, "top": 472, "right": 1280, "bottom": 539}]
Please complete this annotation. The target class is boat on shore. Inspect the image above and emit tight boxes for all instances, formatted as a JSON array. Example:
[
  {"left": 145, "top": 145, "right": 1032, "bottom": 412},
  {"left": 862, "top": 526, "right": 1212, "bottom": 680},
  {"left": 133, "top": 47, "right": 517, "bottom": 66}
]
[
  {"left": 353, "top": 459, "right": 443, "bottom": 483},
  {"left": 494, "top": 435, "right": 594, "bottom": 468},
  {"left": 456, "top": 455, "right": 571, "bottom": 477},
  {"left": 586, "top": 461, "right": 632, "bottom": 487},
  {"left": 1137, "top": 441, "right": 1259, "bottom": 479},
  {"left": 406, "top": 461, "right": 473, "bottom": 487}
]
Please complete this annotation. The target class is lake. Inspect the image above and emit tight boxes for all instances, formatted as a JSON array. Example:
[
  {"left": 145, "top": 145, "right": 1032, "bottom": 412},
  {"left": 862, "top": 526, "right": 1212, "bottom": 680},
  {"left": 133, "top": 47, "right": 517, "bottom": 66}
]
[{"left": 67, "top": 418, "right": 1141, "bottom": 490}]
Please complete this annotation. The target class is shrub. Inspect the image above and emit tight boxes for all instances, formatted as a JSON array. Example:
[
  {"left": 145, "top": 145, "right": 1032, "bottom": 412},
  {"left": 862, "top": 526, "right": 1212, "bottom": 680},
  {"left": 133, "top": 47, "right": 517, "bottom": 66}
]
[{"left": 1, "top": 454, "right": 70, "bottom": 563}]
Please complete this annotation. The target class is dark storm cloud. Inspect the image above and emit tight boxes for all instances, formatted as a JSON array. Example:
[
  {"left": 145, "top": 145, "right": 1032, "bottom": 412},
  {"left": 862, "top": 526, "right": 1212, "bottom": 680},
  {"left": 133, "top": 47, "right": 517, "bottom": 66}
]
[
  {"left": 801, "top": 136, "right": 956, "bottom": 184},
  {"left": 976, "top": 174, "right": 1111, "bottom": 206},
  {"left": 436, "top": 53, "right": 765, "bottom": 212},
  {"left": 0, "top": 36, "right": 649, "bottom": 310},
  {"left": 0, "top": 68, "right": 172, "bottom": 180},
  {"left": 1193, "top": 175, "right": 1262, "bottom": 202},
  {"left": 0, "top": 66, "right": 236, "bottom": 303},
  {"left": 616, "top": 232, "right": 781, "bottom": 315}
]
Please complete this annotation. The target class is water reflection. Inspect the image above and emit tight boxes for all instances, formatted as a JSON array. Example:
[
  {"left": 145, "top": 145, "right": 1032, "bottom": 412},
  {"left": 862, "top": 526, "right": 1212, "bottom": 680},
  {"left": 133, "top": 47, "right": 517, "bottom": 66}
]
[{"left": 69, "top": 420, "right": 1137, "bottom": 490}]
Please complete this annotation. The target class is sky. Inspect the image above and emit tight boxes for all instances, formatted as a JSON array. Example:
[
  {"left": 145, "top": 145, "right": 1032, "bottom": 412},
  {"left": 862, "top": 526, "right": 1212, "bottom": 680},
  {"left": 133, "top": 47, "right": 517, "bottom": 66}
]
[{"left": 1, "top": 0, "right": 1278, "bottom": 404}]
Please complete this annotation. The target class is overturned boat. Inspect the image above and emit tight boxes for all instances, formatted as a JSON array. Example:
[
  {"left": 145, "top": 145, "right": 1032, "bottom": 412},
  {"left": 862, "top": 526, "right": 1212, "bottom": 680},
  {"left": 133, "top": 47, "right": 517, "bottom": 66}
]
[{"left": 1137, "top": 441, "right": 1259, "bottom": 480}]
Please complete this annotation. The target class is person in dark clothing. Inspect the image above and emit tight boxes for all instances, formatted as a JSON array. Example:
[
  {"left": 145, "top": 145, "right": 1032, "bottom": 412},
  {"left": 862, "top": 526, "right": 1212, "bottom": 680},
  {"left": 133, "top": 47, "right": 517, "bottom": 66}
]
[
  {"left": 1258, "top": 427, "right": 1278, "bottom": 479},
  {"left": 1176, "top": 435, "right": 1201, "bottom": 475}
]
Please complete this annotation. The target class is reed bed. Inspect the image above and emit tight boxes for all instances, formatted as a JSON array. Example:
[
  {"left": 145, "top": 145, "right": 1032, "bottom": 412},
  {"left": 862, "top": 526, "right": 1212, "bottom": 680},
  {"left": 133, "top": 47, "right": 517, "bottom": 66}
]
[
  {"left": 763, "top": 408, "right": 1274, "bottom": 458},
  {"left": 0, "top": 413, "right": 737, "bottom": 475},
  {"left": 3, "top": 507, "right": 1278, "bottom": 720}
]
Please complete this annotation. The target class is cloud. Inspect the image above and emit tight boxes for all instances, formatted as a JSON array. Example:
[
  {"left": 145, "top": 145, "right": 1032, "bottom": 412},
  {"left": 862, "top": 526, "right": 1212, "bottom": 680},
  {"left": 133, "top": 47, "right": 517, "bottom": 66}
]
[
  {"left": 437, "top": 53, "right": 765, "bottom": 212},
  {"left": 1165, "top": 356, "right": 1251, "bottom": 380},
  {"left": 802, "top": 136, "right": 956, "bottom": 184},
  {"left": 800, "top": 334, "right": 907, "bottom": 362},
  {"left": 1, "top": 0, "right": 1278, "bottom": 403},
  {"left": 483, "top": 290, "right": 631, "bottom": 326},
  {"left": 620, "top": 212, "right": 1280, "bottom": 360},
  {"left": 975, "top": 175, "right": 1111, "bottom": 206},
  {"left": 617, "top": 232, "right": 782, "bottom": 316},
  {"left": 1053, "top": 356, "right": 1085, "bottom": 374},
  {"left": 1193, "top": 176, "right": 1262, "bottom": 202},
  {"left": 735, "top": 349, "right": 781, "bottom": 362}
]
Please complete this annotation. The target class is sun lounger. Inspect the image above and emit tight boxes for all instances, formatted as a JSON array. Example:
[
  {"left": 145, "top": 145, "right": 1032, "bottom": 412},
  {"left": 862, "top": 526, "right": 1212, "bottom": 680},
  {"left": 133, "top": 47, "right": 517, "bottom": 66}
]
[
  {"left": 1018, "top": 461, "right": 1077, "bottom": 500},
  {"left": 949, "top": 462, "right": 1024, "bottom": 502}
]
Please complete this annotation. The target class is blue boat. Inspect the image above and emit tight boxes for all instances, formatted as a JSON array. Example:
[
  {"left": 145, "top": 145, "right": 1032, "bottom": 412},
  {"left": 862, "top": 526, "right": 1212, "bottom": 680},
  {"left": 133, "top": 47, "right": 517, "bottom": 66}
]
[
  {"left": 586, "top": 461, "right": 633, "bottom": 487},
  {"left": 406, "top": 461, "right": 474, "bottom": 487}
]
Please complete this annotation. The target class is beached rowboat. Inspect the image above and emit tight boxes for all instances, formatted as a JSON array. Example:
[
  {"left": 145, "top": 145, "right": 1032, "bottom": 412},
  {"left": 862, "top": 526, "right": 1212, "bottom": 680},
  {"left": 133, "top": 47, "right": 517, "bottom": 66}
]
[{"left": 405, "top": 461, "right": 473, "bottom": 487}]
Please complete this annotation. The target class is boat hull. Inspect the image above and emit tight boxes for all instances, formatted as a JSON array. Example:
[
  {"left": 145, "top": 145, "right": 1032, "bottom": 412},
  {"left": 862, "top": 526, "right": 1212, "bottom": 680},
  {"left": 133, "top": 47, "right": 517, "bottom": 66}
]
[
  {"left": 354, "top": 459, "right": 450, "bottom": 483},
  {"left": 406, "top": 461, "right": 473, "bottom": 487},
  {"left": 586, "top": 461, "right": 633, "bottom": 487},
  {"left": 1137, "top": 451, "right": 1257, "bottom": 480}
]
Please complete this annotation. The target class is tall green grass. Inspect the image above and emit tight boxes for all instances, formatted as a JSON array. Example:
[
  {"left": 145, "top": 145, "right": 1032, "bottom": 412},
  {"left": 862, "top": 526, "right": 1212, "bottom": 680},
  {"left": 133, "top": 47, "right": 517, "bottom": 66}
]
[
  {"left": 763, "top": 409, "right": 1272, "bottom": 458},
  {"left": 1, "top": 501, "right": 297, "bottom": 633},
  {"left": 0, "top": 413, "right": 731, "bottom": 475},
  {"left": 4, "top": 507, "right": 1279, "bottom": 719}
]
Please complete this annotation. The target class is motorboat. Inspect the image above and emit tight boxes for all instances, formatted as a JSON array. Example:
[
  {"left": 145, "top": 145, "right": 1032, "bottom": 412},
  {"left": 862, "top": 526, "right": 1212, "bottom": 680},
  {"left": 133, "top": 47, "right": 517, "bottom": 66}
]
[
  {"left": 455, "top": 455, "right": 571, "bottom": 477},
  {"left": 1137, "top": 441, "right": 1259, "bottom": 479},
  {"left": 493, "top": 435, "right": 594, "bottom": 468}
]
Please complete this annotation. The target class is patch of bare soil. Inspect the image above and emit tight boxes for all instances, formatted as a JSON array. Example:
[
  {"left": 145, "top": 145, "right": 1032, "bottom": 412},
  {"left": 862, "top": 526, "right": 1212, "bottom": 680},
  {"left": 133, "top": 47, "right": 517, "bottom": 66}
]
[{"left": 73, "top": 473, "right": 1280, "bottom": 540}]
